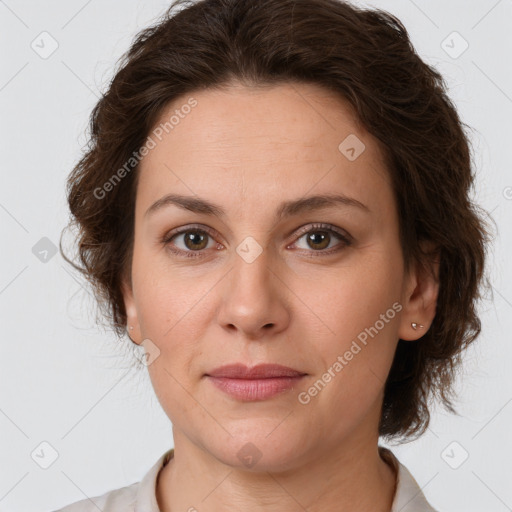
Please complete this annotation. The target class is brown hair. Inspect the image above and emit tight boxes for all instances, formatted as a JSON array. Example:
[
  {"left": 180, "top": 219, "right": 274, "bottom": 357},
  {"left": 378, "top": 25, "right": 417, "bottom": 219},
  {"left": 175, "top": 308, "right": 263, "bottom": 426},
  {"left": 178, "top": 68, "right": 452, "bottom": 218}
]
[{"left": 60, "top": 0, "right": 494, "bottom": 440}]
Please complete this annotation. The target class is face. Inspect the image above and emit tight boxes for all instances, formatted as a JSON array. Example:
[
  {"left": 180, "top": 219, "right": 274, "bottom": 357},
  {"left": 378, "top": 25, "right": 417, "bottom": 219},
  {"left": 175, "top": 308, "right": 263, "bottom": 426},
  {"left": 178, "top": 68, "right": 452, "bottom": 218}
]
[{"left": 122, "top": 81, "right": 437, "bottom": 470}]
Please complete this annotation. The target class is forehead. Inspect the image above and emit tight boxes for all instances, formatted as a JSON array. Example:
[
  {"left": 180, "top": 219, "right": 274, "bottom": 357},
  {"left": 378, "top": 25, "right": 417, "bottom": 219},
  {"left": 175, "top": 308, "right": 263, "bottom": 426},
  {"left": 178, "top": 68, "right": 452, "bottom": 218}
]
[{"left": 136, "top": 82, "right": 393, "bottom": 218}]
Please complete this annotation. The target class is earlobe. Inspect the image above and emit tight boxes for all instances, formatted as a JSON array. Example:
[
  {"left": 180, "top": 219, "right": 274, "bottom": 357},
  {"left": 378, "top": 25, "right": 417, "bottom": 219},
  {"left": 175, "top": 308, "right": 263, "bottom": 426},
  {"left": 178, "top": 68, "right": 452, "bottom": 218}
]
[
  {"left": 121, "top": 276, "right": 142, "bottom": 345},
  {"left": 398, "top": 242, "right": 440, "bottom": 341}
]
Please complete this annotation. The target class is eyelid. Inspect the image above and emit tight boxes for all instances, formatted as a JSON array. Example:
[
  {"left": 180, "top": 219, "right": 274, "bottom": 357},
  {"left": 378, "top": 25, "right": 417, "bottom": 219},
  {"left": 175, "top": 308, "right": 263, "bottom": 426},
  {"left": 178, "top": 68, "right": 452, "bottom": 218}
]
[
  {"left": 162, "top": 222, "right": 352, "bottom": 258},
  {"left": 287, "top": 222, "right": 352, "bottom": 245},
  {"left": 162, "top": 223, "right": 221, "bottom": 244}
]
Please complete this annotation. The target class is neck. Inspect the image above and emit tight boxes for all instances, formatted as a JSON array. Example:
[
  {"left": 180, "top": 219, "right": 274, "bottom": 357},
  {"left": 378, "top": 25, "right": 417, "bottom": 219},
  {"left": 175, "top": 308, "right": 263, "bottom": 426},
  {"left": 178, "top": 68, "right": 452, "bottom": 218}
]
[{"left": 156, "top": 431, "right": 397, "bottom": 512}]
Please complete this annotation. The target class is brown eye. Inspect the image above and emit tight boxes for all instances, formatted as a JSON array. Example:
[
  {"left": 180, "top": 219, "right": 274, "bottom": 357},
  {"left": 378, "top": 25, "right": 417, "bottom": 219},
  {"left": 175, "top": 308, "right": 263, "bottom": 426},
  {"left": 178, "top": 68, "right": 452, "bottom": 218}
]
[
  {"left": 291, "top": 223, "right": 352, "bottom": 256},
  {"left": 305, "top": 231, "right": 331, "bottom": 250},
  {"left": 163, "top": 227, "right": 217, "bottom": 258},
  {"left": 182, "top": 231, "right": 209, "bottom": 250}
]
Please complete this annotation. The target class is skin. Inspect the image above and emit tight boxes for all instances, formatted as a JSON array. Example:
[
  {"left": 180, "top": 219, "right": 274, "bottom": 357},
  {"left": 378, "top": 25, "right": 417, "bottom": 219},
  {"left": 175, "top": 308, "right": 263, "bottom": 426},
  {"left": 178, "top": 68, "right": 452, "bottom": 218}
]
[{"left": 121, "top": 81, "right": 439, "bottom": 512}]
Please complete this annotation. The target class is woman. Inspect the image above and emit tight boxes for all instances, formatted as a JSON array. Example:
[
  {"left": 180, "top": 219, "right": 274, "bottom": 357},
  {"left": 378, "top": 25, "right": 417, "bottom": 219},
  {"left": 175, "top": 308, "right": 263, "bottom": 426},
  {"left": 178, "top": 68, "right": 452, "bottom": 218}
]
[{"left": 56, "top": 0, "right": 491, "bottom": 510}]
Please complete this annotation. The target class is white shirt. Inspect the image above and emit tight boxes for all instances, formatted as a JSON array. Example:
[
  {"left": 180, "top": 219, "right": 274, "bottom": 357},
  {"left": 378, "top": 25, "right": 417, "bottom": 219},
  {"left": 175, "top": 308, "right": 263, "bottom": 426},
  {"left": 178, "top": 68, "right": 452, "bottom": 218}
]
[{"left": 53, "top": 446, "right": 437, "bottom": 511}]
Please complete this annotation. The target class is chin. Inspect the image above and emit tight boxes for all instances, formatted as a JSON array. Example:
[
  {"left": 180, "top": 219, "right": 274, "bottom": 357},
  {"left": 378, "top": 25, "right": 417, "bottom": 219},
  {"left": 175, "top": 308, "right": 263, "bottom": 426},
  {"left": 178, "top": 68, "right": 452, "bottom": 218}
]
[{"left": 203, "top": 428, "right": 307, "bottom": 473}]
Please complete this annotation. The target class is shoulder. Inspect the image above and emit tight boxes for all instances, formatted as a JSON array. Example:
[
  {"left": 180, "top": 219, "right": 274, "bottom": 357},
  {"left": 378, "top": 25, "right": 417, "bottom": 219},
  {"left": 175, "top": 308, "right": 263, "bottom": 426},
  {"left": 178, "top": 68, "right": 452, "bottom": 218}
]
[
  {"left": 52, "top": 448, "right": 174, "bottom": 512},
  {"left": 52, "top": 482, "right": 138, "bottom": 512},
  {"left": 379, "top": 446, "right": 438, "bottom": 512}
]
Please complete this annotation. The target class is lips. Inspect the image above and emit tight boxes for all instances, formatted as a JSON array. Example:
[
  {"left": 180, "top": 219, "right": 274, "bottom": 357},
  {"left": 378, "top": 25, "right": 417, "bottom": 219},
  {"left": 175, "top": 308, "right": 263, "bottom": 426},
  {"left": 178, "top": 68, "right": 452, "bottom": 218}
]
[
  {"left": 205, "top": 363, "right": 307, "bottom": 401},
  {"left": 205, "top": 363, "right": 306, "bottom": 379}
]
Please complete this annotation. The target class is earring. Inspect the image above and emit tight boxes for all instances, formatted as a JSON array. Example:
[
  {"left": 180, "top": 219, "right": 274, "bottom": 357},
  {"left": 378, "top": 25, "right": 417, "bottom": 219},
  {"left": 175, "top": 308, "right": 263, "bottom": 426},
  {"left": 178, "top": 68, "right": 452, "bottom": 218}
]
[{"left": 411, "top": 322, "right": 424, "bottom": 330}]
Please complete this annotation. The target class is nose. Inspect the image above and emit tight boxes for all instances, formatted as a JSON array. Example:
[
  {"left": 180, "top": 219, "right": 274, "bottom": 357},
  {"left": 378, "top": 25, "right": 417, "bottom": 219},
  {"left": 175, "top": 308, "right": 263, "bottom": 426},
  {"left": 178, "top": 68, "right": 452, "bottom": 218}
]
[{"left": 216, "top": 247, "right": 290, "bottom": 339}]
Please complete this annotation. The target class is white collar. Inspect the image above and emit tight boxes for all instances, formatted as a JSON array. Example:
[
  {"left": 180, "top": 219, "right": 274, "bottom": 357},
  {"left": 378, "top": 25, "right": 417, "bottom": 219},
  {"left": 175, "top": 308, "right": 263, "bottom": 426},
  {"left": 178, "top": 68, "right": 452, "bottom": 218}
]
[{"left": 379, "top": 446, "right": 437, "bottom": 512}]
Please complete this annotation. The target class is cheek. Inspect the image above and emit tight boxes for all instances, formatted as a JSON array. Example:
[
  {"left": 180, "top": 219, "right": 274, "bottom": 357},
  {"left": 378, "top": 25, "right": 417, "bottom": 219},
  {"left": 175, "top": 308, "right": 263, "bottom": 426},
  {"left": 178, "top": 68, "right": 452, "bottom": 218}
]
[
  {"left": 298, "top": 279, "right": 400, "bottom": 437},
  {"left": 297, "top": 251, "right": 401, "bottom": 395},
  {"left": 138, "top": 275, "right": 208, "bottom": 424},
  {"left": 133, "top": 245, "right": 210, "bottom": 339},
  {"left": 293, "top": 249, "right": 402, "bottom": 340}
]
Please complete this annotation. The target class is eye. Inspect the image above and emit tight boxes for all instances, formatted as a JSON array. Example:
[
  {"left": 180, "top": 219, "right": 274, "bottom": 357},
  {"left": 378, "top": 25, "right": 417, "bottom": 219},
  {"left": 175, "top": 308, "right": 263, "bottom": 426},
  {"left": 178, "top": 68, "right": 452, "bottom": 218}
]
[
  {"left": 289, "top": 223, "right": 352, "bottom": 256},
  {"left": 161, "top": 222, "right": 352, "bottom": 259},
  {"left": 161, "top": 224, "right": 221, "bottom": 258}
]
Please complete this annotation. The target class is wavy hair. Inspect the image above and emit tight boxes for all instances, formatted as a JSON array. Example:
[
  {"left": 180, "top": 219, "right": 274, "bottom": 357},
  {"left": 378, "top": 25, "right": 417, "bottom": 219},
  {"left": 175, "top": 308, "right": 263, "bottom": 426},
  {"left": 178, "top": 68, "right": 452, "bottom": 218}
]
[{"left": 60, "top": 0, "right": 494, "bottom": 439}]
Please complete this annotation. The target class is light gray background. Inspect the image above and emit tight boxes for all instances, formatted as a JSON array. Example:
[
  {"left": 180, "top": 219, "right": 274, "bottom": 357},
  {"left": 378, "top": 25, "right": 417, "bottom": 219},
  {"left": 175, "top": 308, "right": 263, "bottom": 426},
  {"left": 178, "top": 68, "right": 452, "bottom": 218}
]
[{"left": 1, "top": 0, "right": 511, "bottom": 511}]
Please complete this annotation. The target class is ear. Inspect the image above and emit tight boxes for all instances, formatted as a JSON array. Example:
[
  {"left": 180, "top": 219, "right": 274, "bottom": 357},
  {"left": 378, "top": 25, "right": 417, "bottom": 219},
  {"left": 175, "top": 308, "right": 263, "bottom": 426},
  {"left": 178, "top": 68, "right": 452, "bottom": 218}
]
[
  {"left": 121, "top": 274, "right": 142, "bottom": 345},
  {"left": 398, "top": 241, "right": 440, "bottom": 341}
]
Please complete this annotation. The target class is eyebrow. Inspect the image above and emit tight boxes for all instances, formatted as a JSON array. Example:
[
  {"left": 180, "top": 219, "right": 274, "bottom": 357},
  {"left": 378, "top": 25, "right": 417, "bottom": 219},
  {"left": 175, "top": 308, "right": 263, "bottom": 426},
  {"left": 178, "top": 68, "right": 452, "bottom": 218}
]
[{"left": 144, "top": 192, "right": 371, "bottom": 220}]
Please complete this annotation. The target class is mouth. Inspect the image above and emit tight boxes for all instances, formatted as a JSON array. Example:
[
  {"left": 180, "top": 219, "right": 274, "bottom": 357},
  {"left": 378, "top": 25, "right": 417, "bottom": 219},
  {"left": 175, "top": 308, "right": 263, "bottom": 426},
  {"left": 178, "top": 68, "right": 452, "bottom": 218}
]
[{"left": 205, "top": 363, "right": 307, "bottom": 401}]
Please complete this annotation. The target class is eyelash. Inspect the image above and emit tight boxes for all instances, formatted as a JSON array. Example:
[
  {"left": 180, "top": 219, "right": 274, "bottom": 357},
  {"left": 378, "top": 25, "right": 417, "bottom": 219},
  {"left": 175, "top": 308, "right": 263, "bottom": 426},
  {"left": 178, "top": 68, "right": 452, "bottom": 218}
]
[{"left": 161, "top": 223, "right": 352, "bottom": 259}]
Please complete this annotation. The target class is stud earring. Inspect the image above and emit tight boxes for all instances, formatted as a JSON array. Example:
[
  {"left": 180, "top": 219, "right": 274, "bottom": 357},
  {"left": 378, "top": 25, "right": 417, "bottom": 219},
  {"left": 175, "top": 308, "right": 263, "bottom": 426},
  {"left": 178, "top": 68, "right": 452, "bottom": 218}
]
[{"left": 411, "top": 322, "right": 424, "bottom": 330}]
